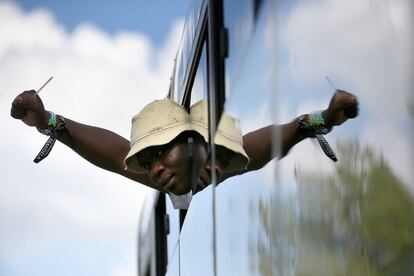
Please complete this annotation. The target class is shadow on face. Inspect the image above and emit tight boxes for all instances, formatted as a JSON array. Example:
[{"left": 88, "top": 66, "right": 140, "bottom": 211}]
[
  {"left": 136, "top": 132, "right": 208, "bottom": 195},
  {"left": 193, "top": 146, "right": 232, "bottom": 194}
]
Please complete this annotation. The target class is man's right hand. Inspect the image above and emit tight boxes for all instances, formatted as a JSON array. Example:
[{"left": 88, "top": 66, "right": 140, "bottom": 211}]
[{"left": 10, "top": 90, "right": 49, "bottom": 129}]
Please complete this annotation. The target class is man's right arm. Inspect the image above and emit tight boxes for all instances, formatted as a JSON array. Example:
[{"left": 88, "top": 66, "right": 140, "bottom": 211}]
[{"left": 10, "top": 90, "right": 156, "bottom": 189}]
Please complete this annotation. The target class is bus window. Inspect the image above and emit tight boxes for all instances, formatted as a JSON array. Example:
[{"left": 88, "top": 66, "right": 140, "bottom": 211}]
[
  {"left": 214, "top": 1, "right": 278, "bottom": 274},
  {"left": 272, "top": 1, "right": 414, "bottom": 275},
  {"left": 223, "top": 0, "right": 258, "bottom": 98},
  {"left": 171, "top": 0, "right": 206, "bottom": 103},
  {"left": 179, "top": 39, "right": 215, "bottom": 274},
  {"left": 190, "top": 43, "right": 208, "bottom": 106},
  {"left": 216, "top": 0, "right": 414, "bottom": 275}
]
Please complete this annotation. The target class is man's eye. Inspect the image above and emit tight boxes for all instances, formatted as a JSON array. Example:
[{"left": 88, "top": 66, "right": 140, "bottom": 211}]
[
  {"left": 156, "top": 149, "right": 164, "bottom": 157},
  {"left": 138, "top": 160, "right": 151, "bottom": 170},
  {"left": 141, "top": 161, "right": 151, "bottom": 170}
]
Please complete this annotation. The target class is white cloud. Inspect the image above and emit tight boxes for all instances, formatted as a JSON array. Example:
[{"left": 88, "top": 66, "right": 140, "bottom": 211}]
[
  {"left": 0, "top": 1, "right": 183, "bottom": 274},
  {"left": 0, "top": 3, "right": 66, "bottom": 55},
  {"left": 279, "top": 0, "right": 413, "bottom": 187}
]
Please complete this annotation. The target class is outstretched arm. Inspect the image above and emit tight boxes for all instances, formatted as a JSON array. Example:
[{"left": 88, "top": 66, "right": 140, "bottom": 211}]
[
  {"left": 242, "top": 90, "right": 359, "bottom": 172},
  {"left": 10, "top": 90, "right": 157, "bottom": 190}
]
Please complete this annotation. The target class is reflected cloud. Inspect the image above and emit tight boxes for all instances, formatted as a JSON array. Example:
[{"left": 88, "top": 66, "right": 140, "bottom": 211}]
[
  {"left": 248, "top": 1, "right": 414, "bottom": 274},
  {"left": 276, "top": 0, "right": 413, "bottom": 193}
]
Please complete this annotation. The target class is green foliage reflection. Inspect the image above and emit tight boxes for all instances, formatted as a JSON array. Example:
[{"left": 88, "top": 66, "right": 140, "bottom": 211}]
[{"left": 252, "top": 140, "right": 414, "bottom": 275}]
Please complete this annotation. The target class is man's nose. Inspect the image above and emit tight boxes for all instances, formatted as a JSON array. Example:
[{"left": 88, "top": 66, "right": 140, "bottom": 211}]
[{"left": 150, "top": 160, "right": 165, "bottom": 180}]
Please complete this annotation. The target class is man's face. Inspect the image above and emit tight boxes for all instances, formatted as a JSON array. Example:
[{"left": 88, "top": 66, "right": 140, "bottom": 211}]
[{"left": 136, "top": 133, "right": 208, "bottom": 195}]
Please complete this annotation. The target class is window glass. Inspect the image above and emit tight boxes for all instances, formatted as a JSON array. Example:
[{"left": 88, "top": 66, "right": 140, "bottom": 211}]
[
  {"left": 216, "top": 0, "right": 414, "bottom": 275},
  {"left": 190, "top": 43, "right": 208, "bottom": 106},
  {"left": 223, "top": 0, "right": 256, "bottom": 98},
  {"left": 272, "top": 1, "right": 414, "bottom": 274},
  {"left": 214, "top": 2, "right": 278, "bottom": 274},
  {"left": 179, "top": 40, "right": 214, "bottom": 275},
  {"left": 165, "top": 194, "right": 181, "bottom": 269},
  {"left": 171, "top": 0, "right": 205, "bottom": 102}
]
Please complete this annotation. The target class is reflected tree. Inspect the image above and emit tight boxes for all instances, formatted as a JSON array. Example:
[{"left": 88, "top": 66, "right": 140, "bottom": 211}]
[{"left": 251, "top": 140, "right": 414, "bottom": 276}]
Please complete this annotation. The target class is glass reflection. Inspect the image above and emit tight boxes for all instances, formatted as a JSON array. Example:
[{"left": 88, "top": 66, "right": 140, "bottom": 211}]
[
  {"left": 295, "top": 141, "right": 414, "bottom": 275},
  {"left": 223, "top": 0, "right": 256, "bottom": 96},
  {"left": 247, "top": 0, "right": 414, "bottom": 275},
  {"left": 214, "top": 0, "right": 413, "bottom": 275},
  {"left": 215, "top": 1, "right": 276, "bottom": 274},
  {"left": 171, "top": 0, "right": 205, "bottom": 102},
  {"left": 190, "top": 43, "right": 208, "bottom": 106},
  {"left": 170, "top": 0, "right": 413, "bottom": 274}
]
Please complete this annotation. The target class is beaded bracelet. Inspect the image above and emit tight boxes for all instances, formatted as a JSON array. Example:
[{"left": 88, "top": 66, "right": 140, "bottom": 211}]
[
  {"left": 37, "top": 111, "right": 58, "bottom": 136},
  {"left": 298, "top": 111, "right": 328, "bottom": 136},
  {"left": 298, "top": 111, "right": 337, "bottom": 162},
  {"left": 34, "top": 115, "right": 68, "bottom": 163}
]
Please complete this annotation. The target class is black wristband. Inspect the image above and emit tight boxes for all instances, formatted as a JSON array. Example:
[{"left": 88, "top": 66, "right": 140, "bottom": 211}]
[
  {"left": 37, "top": 111, "right": 58, "bottom": 136},
  {"left": 33, "top": 115, "right": 68, "bottom": 163}
]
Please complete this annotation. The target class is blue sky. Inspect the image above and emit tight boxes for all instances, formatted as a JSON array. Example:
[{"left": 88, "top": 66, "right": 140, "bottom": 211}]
[{"left": 14, "top": 0, "right": 190, "bottom": 46}]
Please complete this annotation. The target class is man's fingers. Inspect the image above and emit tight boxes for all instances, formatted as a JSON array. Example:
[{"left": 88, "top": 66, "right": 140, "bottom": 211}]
[
  {"left": 10, "top": 102, "right": 27, "bottom": 119},
  {"left": 342, "top": 93, "right": 359, "bottom": 118},
  {"left": 344, "top": 103, "right": 359, "bottom": 118},
  {"left": 334, "top": 90, "right": 359, "bottom": 118},
  {"left": 11, "top": 96, "right": 27, "bottom": 119},
  {"left": 10, "top": 90, "right": 37, "bottom": 119},
  {"left": 18, "top": 90, "right": 37, "bottom": 107}
]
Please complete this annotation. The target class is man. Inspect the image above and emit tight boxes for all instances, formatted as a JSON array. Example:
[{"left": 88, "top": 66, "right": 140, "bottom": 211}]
[
  {"left": 121, "top": 98, "right": 250, "bottom": 207},
  {"left": 189, "top": 92, "right": 359, "bottom": 193},
  {"left": 123, "top": 98, "right": 209, "bottom": 195},
  {"left": 10, "top": 89, "right": 358, "bottom": 195}
]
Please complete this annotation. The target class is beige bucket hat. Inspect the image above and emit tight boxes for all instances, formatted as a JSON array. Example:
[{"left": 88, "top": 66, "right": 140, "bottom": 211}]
[
  {"left": 190, "top": 100, "right": 250, "bottom": 174},
  {"left": 124, "top": 99, "right": 192, "bottom": 173}
]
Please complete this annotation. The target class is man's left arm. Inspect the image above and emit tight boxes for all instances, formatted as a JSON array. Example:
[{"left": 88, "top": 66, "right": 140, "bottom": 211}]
[{"left": 238, "top": 90, "right": 359, "bottom": 173}]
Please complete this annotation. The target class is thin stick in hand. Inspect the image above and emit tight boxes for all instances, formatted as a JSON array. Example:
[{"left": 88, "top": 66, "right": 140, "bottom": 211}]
[
  {"left": 35, "top": 76, "right": 54, "bottom": 96},
  {"left": 325, "top": 76, "right": 337, "bottom": 92}
]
